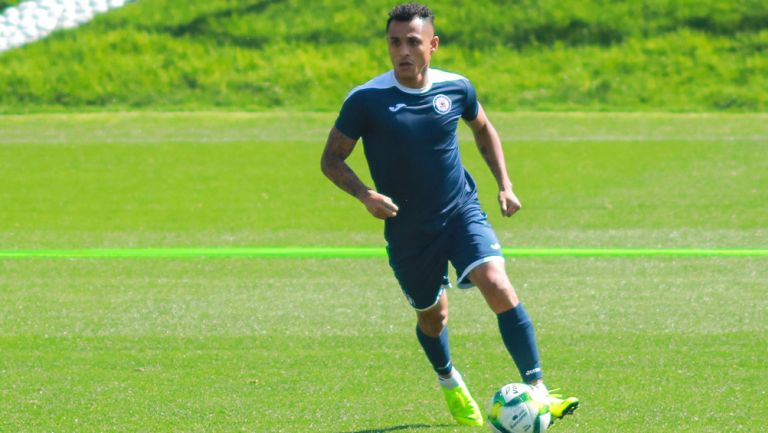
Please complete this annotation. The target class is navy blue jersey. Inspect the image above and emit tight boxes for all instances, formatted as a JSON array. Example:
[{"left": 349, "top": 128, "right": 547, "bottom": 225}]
[{"left": 335, "top": 68, "right": 480, "bottom": 247}]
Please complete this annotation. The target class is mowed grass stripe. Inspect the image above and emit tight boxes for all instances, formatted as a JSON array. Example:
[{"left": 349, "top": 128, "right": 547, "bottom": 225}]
[{"left": 1, "top": 247, "right": 767, "bottom": 258}]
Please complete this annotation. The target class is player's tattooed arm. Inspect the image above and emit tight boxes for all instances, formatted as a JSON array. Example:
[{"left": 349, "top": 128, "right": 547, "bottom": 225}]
[
  {"left": 466, "top": 103, "right": 522, "bottom": 217},
  {"left": 321, "top": 127, "right": 398, "bottom": 219},
  {"left": 321, "top": 127, "right": 368, "bottom": 198}
]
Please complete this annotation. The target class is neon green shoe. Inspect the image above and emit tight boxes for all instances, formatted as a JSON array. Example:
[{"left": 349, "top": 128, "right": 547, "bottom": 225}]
[
  {"left": 442, "top": 384, "right": 484, "bottom": 426},
  {"left": 545, "top": 389, "right": 579, "bottom": 420}
]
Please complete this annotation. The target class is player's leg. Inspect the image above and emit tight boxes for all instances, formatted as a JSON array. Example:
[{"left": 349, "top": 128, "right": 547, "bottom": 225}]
[
  {"left": 389, "top": 244, "right": 483, "bottom": 426},
  {"left": 467, "top": 263, "right": 583, "bottom": 421},
  {"left": 449, "top": 203, "right": 579, "bottom": 420},
  {"left": 469, "top": 260, "right": 543, "bottom": 383},
  {"left": 470, "top": 261, "right": 579, "bottom": 420},
  {"left": 415, "top": 294, "right": 483, "bottom": 426},
  {"left": 449, "top": 203, "right": 543, "bottom": 383},
  {"left": 415, "top": 290, "right": 452, "bottom": 376}
]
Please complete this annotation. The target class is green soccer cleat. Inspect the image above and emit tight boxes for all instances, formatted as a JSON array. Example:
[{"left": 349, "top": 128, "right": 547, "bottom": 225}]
[
  {"left": 442, "top": 383, "right": 484, "bottom": 426},
  {"left": 545, "top": 389, "right": 579, "bottom": 421}
]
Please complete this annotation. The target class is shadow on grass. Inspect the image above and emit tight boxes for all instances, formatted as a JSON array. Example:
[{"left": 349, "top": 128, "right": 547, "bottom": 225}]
[{"left": 341, "top": 424, "right": 451, "bottom": 433}]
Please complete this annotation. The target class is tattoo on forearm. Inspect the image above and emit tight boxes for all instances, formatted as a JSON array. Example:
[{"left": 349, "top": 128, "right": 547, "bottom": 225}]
[
  {"left": 321, "top": 128, "right": 369, "bottom": 199},
  {"left": 326, "top": 159, "right": 367, "bottom": 198}
]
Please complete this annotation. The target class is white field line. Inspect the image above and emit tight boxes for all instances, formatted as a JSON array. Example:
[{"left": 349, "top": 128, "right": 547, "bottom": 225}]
[{"left": 0, "top": 112, "right": 766, "bottom": 144}]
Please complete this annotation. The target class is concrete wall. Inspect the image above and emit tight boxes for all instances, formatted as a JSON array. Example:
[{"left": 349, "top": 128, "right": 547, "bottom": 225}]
[{"left": 0, "top": 0, "right": 134, "bottom": 52}]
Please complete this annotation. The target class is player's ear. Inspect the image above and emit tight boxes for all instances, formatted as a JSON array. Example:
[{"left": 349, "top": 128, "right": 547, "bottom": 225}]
[{"left": 431, "top": 35, "right": 439, "bottom": 53}]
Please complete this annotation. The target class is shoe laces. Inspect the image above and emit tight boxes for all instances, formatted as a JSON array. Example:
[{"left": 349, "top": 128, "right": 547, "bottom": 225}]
[{"left": 544, "top": 388, "right": 564, "bottom": 402}]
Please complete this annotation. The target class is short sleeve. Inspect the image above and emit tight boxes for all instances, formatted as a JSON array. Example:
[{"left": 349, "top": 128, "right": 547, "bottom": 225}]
[
  {"left": 334, "top": 90, "right": 366, "bottom": 140},
  {"left": 461, "top": 79, "right": 479, "bottom": 121}
]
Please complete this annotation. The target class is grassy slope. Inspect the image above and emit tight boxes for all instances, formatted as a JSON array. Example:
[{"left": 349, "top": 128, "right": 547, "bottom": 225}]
[{"left": 1, "top": 0, "right": 767, "bottom": 112}]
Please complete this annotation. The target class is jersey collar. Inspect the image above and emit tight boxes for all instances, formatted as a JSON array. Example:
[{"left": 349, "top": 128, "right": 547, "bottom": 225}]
[{"left": 391, "top": 69, "right": 433, "bottom": 94}]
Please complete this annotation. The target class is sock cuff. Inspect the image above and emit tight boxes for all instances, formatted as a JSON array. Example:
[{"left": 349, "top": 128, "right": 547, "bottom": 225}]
[
  {"left": 533, "top": 382, "right": 548, "bottom": 395},
  {"left": 438, "top": 368, "right": 464, "bottom": 389},
  {"left": 416, "top": 324, "right": 448, "bottom": 340},
  {"left": 435, "top": 361, "right": 454, "bottom": 378},
  {"left": 497, "top": 303, "right": 530, "bottom": 325}
]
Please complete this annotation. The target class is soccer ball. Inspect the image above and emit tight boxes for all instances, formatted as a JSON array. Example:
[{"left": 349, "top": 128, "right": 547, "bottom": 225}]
[{"left": 487, "top": 383, "right": 551, "bottom": 433}]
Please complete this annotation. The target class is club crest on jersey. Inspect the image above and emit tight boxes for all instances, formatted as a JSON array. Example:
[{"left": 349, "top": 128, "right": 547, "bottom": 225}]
[{"left": 432, "top": 94, "right": 452, "bottom": 114}]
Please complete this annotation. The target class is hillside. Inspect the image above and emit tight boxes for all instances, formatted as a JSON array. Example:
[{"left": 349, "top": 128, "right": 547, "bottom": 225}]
[{"left": 1, "top": 0, "right": 767, "bottom": 112}]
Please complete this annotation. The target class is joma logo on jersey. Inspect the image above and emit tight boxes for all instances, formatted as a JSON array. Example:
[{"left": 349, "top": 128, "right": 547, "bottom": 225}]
[{"left": 432, "top": 94, "right": 452, "bottom": 114}]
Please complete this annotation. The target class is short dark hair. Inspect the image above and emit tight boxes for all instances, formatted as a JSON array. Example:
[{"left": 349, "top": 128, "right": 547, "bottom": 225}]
[{"left": 386, "top": 3, "right": 434, "bottom": 32}]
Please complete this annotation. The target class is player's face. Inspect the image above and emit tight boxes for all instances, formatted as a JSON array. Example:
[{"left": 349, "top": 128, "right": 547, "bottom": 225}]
[{"left": 387, "top": 17, "right": 439, "bottom": 87}]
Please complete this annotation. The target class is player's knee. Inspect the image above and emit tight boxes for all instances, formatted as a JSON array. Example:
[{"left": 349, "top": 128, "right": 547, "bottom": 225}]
[
  {"left": 477, "top": 270, "right": 519, "bottom": 312},
  {"left": 481, "top": 267, "right": 514, "bottom": 293},
  {"left": 417, "top": 309, "right": 448, "bottom": 336},
  {"left": 419, "top": 320, "right": 446, "bottom": 337},
  {"left": 495, "top": 276, "right": 517, "bottom": 298}
]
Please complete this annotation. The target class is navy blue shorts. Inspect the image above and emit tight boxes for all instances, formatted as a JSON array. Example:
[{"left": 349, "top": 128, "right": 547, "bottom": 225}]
[{"left": 386, "top": 202, "right": 504, "bottom": 311}]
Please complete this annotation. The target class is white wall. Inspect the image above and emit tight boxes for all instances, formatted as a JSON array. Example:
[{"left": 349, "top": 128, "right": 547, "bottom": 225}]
[{"left": 0, "top": 0, "right": 134, "bottom": 52}]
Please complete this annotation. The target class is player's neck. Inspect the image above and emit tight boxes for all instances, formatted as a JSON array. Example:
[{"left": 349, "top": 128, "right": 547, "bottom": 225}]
[{"left": 394, "top": 68, "right": 430, "bottom": 90}]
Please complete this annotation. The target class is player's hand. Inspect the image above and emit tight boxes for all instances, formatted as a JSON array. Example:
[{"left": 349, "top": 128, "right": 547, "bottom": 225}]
[
  {"left": 499, "top": 188, "right": 521, "bottom": 217},
  {"left": 359, "top": 190, "right": 399, "bottom": 219}
]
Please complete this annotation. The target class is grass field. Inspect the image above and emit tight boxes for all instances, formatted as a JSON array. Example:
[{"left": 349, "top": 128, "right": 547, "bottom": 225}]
[{"left": 1, "top": 112, "right": 766, "bottom": 432}]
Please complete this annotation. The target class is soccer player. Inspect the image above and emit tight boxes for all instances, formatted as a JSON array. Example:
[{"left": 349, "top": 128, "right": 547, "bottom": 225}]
[{"left": 321, "top": 2, "right": 578, "bottom": 427}]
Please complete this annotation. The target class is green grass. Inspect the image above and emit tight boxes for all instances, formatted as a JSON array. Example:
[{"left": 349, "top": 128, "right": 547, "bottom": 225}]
[
  {"left": 1, "top": 112, "right": 766, "bottom": 249},
  {"left": 2, "top": 258, "right": 766, "bottom": 432},
  {"left": 1, "top": 113, "right": 767, "bottom": 432},
  {"left": 1, "top": 0, "right": 767, "bottom": 111}
]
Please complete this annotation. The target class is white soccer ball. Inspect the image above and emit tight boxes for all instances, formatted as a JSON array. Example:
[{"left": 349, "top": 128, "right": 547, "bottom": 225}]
[{"left": 488, "top": 383, "right": 551, "bottom": 433}]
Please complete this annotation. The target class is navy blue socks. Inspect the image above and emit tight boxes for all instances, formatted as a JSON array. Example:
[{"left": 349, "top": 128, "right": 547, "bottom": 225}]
[
  {"left": 416, "top": 304, "right": 542, "bottom": 383},
  {"left": 416, "top": 325, "right": 453, "bottom": 376},
  {"left": 497, "top": 303, "right": 543, "bottom": 382}
]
